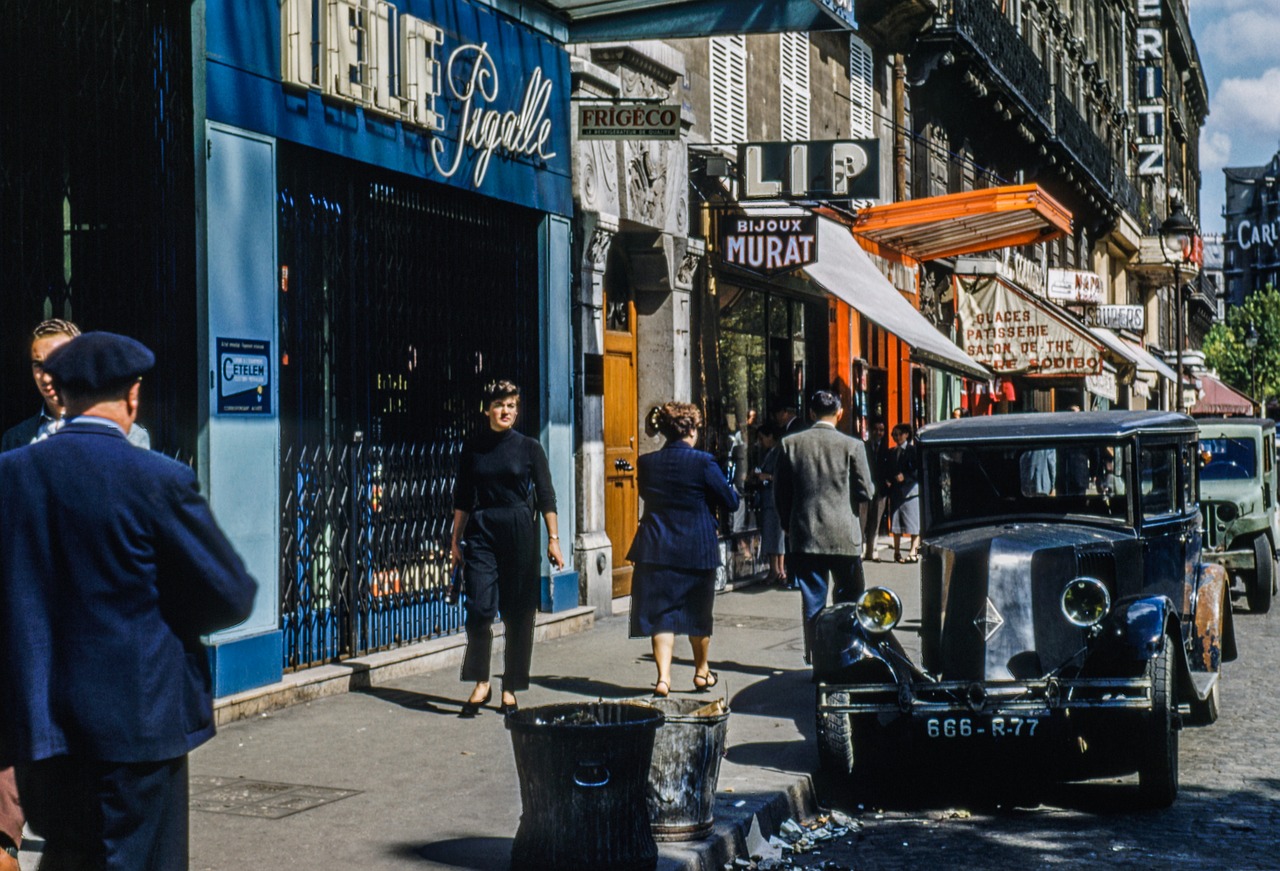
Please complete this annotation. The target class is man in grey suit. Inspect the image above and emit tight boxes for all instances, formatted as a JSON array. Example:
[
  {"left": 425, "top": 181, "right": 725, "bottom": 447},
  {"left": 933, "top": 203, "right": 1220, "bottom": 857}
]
[{"left": 774, "top": 390, "right": 874, "bottom": 661}]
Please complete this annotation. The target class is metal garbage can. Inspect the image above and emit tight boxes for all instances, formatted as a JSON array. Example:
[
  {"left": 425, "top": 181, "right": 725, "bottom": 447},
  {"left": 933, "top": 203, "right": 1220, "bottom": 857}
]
[
  {"left": 506, "top": 702, "right": 664, "bottom": 871},
  {"left": 643, "top": 697, "right": 730, "bottom": 841}
]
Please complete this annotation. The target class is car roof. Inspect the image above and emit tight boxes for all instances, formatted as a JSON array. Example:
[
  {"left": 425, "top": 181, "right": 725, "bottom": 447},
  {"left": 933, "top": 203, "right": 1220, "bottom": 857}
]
[
  {"left": 918, "top": 410, "right": 1198, "bottom": 445},
  {"left": 1196, "top": 417, "right": 1276, "bottom": 433}
]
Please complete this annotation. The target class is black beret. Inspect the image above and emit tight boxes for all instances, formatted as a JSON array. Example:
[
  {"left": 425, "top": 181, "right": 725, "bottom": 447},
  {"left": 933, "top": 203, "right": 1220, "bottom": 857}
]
[{"left": 42, "top": 331, "right": 155, "bottom": 392}]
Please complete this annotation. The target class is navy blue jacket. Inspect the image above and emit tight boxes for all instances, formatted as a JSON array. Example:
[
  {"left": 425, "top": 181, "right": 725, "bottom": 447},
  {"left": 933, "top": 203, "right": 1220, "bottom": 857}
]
[
  {"left": 0, "top": 420, "right": 257, "bottom": 766},
  {"left": 626, "top": 441, "right": 740, "bottom": 570}
]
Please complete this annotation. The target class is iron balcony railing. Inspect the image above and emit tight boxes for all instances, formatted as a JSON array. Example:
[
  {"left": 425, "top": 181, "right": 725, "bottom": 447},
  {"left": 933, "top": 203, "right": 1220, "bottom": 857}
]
[{"left": 1052, "top": 88, "right": 1113, "bottom": 193}]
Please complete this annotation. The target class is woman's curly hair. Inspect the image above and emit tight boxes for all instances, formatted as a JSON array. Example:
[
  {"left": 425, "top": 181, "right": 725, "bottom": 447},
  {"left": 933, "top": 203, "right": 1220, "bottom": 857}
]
[{"left": 653, "top": 401, "right": 702, "bottom": 440}]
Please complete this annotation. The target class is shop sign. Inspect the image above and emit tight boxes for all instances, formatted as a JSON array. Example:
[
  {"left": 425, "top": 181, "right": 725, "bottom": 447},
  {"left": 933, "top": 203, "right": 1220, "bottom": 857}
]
[
  {"left": 577, "top": 103, "right": 679, "bottom": 139},
  {"left": 1046, "top": 268, "right": 1103, "bottom": 304},
  {"left": 1237, "top": 217, "right": 1279, "bottom": 252},
  {"left": 1087, "top": 369, "right": 1118, "bottom": 403},
  {"left": 217, "top": 338, "right": 271, "bottom": 415},
  {"left": 1135, "top": 0, "right": 1165, "bottom": 176},
  {"left": 738, "top": 139, "right": 880, "bottom": 200},
  {"left": 1085, "top": 305, "right": 1146, "bottom": 332},
  {"left": 280, "top": 0, "right": 557, "bottom": 191},
  {"left": 720, "top": 215, "right": 818, "bottom": 276},
  {"left": 956, "top": 275, "right": 1103, "bottom": 376}
]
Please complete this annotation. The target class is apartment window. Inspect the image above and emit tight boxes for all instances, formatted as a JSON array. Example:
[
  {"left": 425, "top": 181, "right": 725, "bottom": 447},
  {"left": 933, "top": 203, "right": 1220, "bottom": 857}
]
[
  {"left": 710, "top": 35, "right": 747, "bottom": 145},
  {"left": 780, "top": 33, "right": 811, "bottom": 141},
  {"left": 849, "top": 34, "right": 874, "bottom": 138}
]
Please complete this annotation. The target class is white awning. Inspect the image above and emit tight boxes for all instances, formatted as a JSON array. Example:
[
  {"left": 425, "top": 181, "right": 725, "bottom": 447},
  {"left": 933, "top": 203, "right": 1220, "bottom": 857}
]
[
  {"left": 1120, "top": 334, "right": 1180, "bottom": 383},
  {"left": 803, "top": 217, "right": 991, "bottom": 381}
]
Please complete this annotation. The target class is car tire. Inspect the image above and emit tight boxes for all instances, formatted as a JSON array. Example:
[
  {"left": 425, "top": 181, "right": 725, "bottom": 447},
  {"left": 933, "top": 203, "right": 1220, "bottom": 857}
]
[
  {"left": 1245, "top": 535, "right": 1274, "bottom": 614},
  {"left": 816, "top": 690, "right": 856, "bottom": 777},
  {"left": 1137, "top": 638, "right": 1178, "bottom": 809}
]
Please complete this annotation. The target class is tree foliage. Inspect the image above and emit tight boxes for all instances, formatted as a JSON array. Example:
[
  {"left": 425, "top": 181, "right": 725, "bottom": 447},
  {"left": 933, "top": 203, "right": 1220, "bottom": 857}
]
[{"left": 1202, "top": 284, "right": 1280, "bottom": 406}]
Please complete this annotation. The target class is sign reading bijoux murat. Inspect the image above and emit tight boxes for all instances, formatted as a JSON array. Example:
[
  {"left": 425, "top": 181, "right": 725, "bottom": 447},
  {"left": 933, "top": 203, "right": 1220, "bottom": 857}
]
[
  {"left": 278, "top": 0, "right": 562, "bottom": 193},
  {"left": 720, "top": 215, "right": 818, "bottom": 276},
  {"left": 956, "top": 275, "right": 1103, "bottom": 376}
]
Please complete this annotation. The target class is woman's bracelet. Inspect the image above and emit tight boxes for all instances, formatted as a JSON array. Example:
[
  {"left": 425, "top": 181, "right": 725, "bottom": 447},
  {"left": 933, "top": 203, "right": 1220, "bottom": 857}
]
[{"left": 548, "top": 535, "right": 559, "bottom": 540}]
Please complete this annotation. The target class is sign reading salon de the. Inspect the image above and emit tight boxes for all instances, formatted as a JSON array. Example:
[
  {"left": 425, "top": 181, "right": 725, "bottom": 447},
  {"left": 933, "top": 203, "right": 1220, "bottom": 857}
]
[{"left": 957, "top": 275, "right": 1103, "bottom": 377}]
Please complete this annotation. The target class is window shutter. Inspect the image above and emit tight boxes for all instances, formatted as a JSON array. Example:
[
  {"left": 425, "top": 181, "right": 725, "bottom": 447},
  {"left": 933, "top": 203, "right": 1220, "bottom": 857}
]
[
  {"left": 710, "top": 35, "right": 747, "bottom": 145},
  {"left": 849, "top": 34, "right": 874, "bottom": 138},
  {"left": 780, "top": 33, "right": 810, "bottom": 142}
]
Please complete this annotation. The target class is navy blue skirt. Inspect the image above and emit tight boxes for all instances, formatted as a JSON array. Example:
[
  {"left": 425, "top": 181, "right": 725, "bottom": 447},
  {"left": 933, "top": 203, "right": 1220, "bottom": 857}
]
[{"left": 629, "top": 563, "right": 716, "bottom": 637}]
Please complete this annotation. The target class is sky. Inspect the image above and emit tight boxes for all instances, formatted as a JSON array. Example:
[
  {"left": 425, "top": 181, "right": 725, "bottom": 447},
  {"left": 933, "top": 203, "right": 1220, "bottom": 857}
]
[{"left": 1193, "top": 0, "right": 1280, "bottom": 236}]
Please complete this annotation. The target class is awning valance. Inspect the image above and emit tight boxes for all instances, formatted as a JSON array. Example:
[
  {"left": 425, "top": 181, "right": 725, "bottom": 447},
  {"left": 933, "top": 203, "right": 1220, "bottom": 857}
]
[
  {"left": 954, "top": 274, "right": 1104, "bottom": 377},
  {"left": 803, "top": 217, "right": 991, "bottom": 381},
  {"left": 852, "top": 184, "right": 1072, "bottom": 262},
  {"left": 1119, "top": 337, "right": 1180, "bottom": 383},
  {"left": 1190, "top": 374, "right": 1255, "bottom": 416}
]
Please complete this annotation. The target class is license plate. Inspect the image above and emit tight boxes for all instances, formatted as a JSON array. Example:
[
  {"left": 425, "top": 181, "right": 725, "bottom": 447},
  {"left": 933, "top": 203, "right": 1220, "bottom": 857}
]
[{"left": 924, "top": 715, "right": 1042, "bottom": 739}]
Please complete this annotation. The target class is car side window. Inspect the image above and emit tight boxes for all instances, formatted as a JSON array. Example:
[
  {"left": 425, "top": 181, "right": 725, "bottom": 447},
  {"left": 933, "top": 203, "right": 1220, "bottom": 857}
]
[
  {"left": 1181, "top": 443, "right": 1195, "bottom": 512},
  {"left": 1140, "top": 446, "right": 1177, "bottom": 519}
]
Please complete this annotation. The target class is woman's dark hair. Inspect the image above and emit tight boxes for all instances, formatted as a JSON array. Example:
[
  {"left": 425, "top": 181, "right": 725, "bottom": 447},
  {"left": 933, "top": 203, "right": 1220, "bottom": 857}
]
[
  {"left": 654, "top": 401, "right": 702, "bottom": 440},
  {"left": 481, "top": 379, "right": 521, "bottom": 406}
]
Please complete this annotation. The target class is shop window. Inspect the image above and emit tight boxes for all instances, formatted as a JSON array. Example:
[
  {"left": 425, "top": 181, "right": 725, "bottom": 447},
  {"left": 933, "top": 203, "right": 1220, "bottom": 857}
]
[
  {"left": 710, "top": 35, "right": 747, "bottom": 145},
  {"left": 780, "top": 33, "right": 810, "bottom": 142}
]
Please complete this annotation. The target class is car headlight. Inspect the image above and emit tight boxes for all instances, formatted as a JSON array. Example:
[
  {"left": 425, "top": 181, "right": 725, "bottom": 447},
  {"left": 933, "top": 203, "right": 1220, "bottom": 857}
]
[
  {"left": 855, "top": 586, "right": 902, "bottom": 634},
  {"left": 1060, "top": 577, "right": 1111, "bottom": 628},
  {"left": 1216, "top": 502, "right": 1238, "bottom": 523}
]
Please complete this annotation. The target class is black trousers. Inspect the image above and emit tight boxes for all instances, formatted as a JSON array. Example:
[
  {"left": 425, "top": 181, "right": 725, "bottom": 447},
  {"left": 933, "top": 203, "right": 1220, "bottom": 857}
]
[
  {"left": 461, "top": 505, "right": 540, "bottom": 692},
  {"left": 789, "top": 552, "right": 866, "bottom": 663},
  {"left": 15, "top": 755, "right": 188, "bottom": 871},
  {"left": 860, "top": 495, "right": 888, "bottom": 557}
]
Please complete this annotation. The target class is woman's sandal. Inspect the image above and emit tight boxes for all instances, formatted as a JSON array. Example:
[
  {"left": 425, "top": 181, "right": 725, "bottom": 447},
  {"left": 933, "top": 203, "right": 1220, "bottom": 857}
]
[
  {"left": 653, "top": 680, "right": 670, "bottom": 698},
  {"left": 906, "top": 553, "right": 920, "bottom": 563},
  {"left": 693, "top": 671, "right": 719, "bottom": 693},
  {"left": 894, "top": 554, "right": 905, "bottom": 564},
  {"left": 459, "top": 687, "right": 492, "bottom": 718}
]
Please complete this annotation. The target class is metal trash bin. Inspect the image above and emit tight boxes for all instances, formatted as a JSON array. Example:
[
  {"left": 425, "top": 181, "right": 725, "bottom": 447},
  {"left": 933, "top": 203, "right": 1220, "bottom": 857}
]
[
  {"left": 643, "top": 697, "right": 730, "bottom": 841},
  {"left": 506, "top": 702, "right": 664, "bottom": 871}
]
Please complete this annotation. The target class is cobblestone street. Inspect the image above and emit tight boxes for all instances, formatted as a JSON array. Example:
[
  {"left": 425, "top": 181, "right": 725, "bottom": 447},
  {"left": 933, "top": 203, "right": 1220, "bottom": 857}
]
[{"left": 791, "top": 574, "right": 1280, "bottom": 871}]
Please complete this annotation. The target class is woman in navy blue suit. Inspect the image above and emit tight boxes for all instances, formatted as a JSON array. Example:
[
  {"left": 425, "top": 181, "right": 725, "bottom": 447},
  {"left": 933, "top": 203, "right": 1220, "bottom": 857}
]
[{"left": 628, "top": 402, "right": 739, "bottom": 696}]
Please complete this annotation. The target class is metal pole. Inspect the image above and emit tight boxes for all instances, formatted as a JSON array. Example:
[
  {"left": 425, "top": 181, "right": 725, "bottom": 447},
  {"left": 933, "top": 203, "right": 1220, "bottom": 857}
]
[{"left": 1173, "top": 267, "right": 1184, "bottom": 413}]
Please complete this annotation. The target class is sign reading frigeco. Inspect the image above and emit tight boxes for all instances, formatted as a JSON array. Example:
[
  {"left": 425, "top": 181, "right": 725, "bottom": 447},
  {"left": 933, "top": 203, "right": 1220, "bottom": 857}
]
[
  {"left": 720, "top": 215, "right": 818, "bottom": 276},
  {"left": 577, "top": 103, "right": 680, "bottom": 140},
  {"left": 957, "top": 275, "right": 1103, "bottom": 376}
]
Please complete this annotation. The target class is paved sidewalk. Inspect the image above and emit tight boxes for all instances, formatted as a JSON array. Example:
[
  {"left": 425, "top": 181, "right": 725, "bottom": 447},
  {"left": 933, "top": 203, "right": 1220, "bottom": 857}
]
[{"left": 19, "top": 557, "right": 916, "bottom": 870}]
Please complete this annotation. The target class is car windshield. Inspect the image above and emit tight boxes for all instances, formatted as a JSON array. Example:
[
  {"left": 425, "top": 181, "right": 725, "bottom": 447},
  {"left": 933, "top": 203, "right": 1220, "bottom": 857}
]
[
  {"left": 1199, "top": 437, "right": 1257, "bottom": 481},
  {"left": 925, "top": 440, "right": 1131, "bottom": 527}
]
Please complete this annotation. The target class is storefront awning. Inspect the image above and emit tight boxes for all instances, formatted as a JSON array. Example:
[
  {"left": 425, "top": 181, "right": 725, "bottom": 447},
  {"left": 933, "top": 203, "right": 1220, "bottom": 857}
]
[
  {"left": 852, "top": 184, "right": 1072, "bottom": 262},
  {"left": 1190, "top": 374, "right": 1255, "bottom": 416},
  {"left": 803, "top": 217, "right": 991, "bottom": 381},
  {"left": 545, "top": 0, "right": 856, "bottom": 41},
  {"left": 954, "top": 273, "right": 1104, "bottom": 377},
  {"left": 1118, "top": 336, "right": 1180, "bottom": 383}
]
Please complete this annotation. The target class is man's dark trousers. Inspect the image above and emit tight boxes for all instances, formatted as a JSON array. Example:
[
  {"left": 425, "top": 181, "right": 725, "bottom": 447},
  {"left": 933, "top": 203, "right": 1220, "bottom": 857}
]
[
  {"left": 790, "top": 553, "right": 866, "bottom": 658},
  {"left": 16, "top": 756, "right": 188, "bottom": 870}
]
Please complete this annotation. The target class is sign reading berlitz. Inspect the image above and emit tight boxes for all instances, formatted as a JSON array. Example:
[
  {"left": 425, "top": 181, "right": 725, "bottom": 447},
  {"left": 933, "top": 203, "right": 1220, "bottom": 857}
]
[
  {"left": 720, "top": 215, "right": 818, "bottom": 276},
  {"left": 957, "top": 276, "right": 1103, "bottom": 376},
  {"left": 578, "top": 104, "right": 680, "bottom": 140}
]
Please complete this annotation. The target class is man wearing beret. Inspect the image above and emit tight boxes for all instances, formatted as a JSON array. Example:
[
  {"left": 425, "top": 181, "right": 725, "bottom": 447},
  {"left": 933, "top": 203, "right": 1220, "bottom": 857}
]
[{"left": 0, "top": 332, "right": 257, "bottom": 870}]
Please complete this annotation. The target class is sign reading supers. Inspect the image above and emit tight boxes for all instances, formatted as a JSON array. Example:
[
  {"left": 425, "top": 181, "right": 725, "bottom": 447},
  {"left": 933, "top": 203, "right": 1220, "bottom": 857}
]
[
  {"left": 720, "top": 215, "right": 817, "bottom": 276},
  {"left": 217, "top": 338, "right": 271, "bottom": 415}
]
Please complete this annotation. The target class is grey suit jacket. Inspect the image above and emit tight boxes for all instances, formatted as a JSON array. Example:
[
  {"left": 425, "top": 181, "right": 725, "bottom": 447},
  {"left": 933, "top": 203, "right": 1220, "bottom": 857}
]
[{"left": 775, "top": 421, "right": 874, "bottom": 556}]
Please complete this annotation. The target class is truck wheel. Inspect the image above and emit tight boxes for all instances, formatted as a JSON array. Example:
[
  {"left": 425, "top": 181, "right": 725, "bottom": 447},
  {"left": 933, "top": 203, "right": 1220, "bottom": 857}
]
[
  {"left": 1137, "top": 639, "right": 1178, "bottom": 808},
  {"left": 816, "top": 690, "right": 856, "bottom": 777},
  {"left": 1246, "top": 536, "right": 1274, "bottom": 614}
]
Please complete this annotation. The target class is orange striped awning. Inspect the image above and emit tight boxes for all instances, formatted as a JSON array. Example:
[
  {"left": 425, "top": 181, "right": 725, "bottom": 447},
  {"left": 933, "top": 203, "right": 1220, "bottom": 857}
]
[{"left": 852, "top": 184, "right": 1072, "bottom": 262}]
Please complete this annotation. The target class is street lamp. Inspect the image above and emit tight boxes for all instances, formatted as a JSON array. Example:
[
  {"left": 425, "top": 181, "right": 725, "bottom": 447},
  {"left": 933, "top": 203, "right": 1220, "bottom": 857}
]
[
  {"left": 1159, "top": 205, "right": 1198, "bottom": 412},
  {"left": 1245, "top": 322, "right": 1260, "bottom": 414}
]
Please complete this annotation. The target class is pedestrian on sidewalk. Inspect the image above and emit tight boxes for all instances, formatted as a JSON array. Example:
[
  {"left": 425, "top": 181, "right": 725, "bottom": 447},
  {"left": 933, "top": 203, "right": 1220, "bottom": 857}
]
[
  {"left": 0, "top": 332, "right": 257, "bottom": 871},
  {"left": 887, "top": 423, "right": 920, "bottom": 562},
  {"left": 752, "top": 421, "right": 787, "bottom": 584},
  {"left": 774, "top": 389, "right": 874, "bottom": 661},
  {"left": 452, "top": 380, "right": 564, "bottom": 717},
  {"left": 860, "top": 419, "right": 890, "bottom": 562},
  {"left": 628, "top": 402, "right": 739, "bottom": 697}
]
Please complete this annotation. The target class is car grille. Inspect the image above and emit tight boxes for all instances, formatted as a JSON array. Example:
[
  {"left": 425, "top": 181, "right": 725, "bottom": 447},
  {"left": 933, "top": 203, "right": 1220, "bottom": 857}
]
[
  {"left": 1201, "top": 503, "right": 1223, "bottom": 551},
  {"left": 1076, "top": 551, "right": 1116, "bottom": 585}
]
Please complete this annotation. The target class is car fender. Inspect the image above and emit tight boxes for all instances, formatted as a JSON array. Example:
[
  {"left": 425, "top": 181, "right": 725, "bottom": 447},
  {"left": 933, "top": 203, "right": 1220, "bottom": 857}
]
[
  {"left": 1190, "top": 562, "right": 1234, "bottom": 670},
  {"left": 1109, "top": 595, "right": 1176, "bottom": 661},
  {"left": 811, "top": 603, "right": 906, "bottom": 685}
]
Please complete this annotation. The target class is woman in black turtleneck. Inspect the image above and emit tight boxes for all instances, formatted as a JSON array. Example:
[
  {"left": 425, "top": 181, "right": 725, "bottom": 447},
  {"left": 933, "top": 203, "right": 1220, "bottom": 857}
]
[{"left": 451, "top": 380, "right": 563, "bottom": 717}]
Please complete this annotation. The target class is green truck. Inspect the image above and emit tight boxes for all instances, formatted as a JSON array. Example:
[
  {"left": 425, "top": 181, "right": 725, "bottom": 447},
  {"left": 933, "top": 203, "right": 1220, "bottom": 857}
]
[{"left": 1197, "top": 417, "right": 1279, "bottom": 613}]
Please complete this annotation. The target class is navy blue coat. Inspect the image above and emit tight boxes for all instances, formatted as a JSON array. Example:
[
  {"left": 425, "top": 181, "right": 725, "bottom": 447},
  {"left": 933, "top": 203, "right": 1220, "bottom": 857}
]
[
  {"left": 626, "top": 441, "right": 740, "bottom": 570},
  {"left": 0, "top": 420, "right": 257, "bottom": 766}
]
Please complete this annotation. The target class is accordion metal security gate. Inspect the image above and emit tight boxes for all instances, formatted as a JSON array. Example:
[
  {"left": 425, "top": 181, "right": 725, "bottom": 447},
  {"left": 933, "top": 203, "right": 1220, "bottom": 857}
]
[{"left": 277, "top": 144, "right": 542, "bottom": 671}]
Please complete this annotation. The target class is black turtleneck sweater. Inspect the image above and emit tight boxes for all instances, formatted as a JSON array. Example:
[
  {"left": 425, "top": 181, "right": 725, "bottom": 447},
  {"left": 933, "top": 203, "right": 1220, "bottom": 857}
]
[{"left": 453, "top": 428, "right": 557, "bottom": 514}]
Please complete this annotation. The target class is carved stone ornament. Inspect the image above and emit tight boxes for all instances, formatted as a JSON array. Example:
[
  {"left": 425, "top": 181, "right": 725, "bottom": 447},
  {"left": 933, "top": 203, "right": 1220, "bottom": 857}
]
[{"left": 587, "top": 227, "right": 614, "bottom": 272}]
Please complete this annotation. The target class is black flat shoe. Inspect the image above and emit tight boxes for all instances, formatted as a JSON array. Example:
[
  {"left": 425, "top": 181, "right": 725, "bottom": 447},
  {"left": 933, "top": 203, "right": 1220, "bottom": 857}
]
[
  {"left": 497, "top": 696, "right": 519, "bottom": 716},
  {"left": 459, "top": 688, "right": 492, "bottom": 718}
]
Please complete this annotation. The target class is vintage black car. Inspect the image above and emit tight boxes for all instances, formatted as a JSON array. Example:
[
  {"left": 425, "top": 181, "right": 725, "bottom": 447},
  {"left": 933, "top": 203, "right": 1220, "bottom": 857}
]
[{"left": 813, "top": 411, "right": 1236, "bottom": 807}]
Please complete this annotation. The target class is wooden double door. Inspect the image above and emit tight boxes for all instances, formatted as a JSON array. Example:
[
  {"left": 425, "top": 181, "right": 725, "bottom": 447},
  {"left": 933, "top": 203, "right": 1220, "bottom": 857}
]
[{"left": 604, "top": 294, "right": 638, "bottom": 598}]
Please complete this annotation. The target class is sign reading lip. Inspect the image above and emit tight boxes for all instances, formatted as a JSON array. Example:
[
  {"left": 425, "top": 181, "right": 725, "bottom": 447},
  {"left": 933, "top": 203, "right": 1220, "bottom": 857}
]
[{"left": 975, "top": 598, "right": 1005, "bottom": 640}]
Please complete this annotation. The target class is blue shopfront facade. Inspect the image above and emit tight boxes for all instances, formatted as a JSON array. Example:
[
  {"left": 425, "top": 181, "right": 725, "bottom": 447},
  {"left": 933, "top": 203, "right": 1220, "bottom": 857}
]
[{"left": 199, "top": 0, "right": 576, "bottom": 695}]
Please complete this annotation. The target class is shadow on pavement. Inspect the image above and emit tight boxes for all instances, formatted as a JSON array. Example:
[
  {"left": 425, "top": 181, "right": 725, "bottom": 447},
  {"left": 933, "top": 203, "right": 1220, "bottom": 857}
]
[
  {"left": 354, "top": 686, "right": 477, "bottom": 716},
  {"left": 390, "top": 837, "right": 512, "bottom": 869}
]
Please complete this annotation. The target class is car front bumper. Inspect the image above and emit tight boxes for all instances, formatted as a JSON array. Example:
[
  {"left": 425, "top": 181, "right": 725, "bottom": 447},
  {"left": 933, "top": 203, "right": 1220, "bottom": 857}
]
[{"left": 816, "top": 676, "right": 1153, "bottom": 716}]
